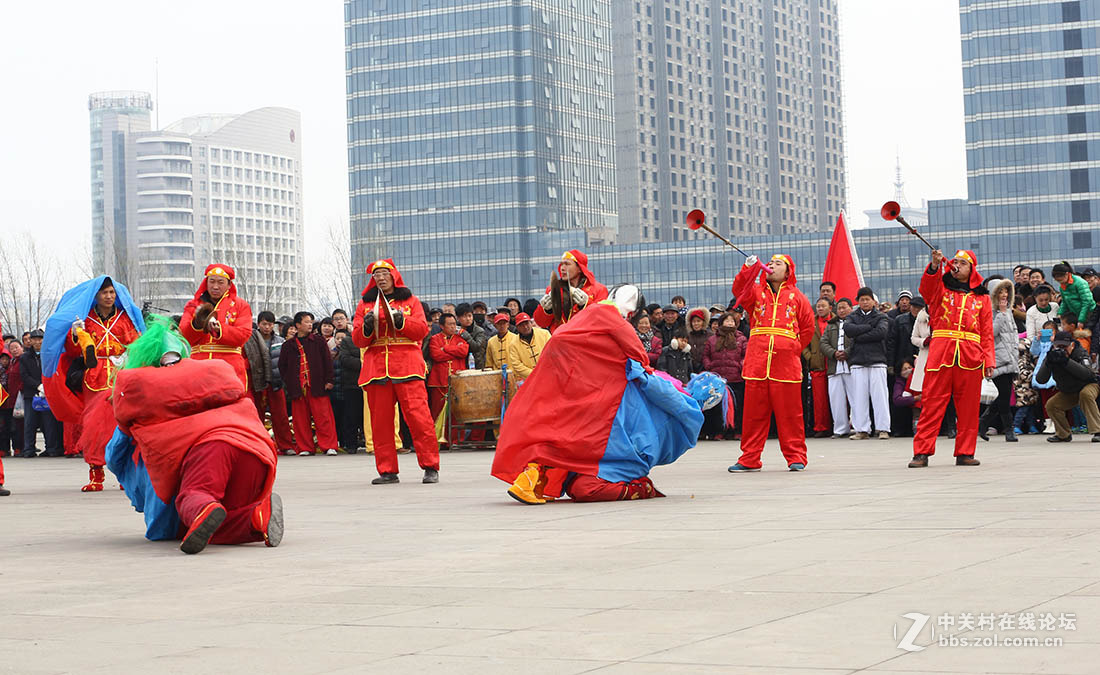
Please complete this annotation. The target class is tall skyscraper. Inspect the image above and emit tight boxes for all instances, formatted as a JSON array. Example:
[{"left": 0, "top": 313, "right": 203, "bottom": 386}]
[
  {"left": 345, "top": 0, "right": 617, "bottom": 301},
  {"left": 89, "top": 91, "right": 153, "bottom": 281},
  {"left": 953, "top": 0, "right": 1099, "bottom": 258},
  {"left": 611, "top": 0, "right": 847, "bottom": 244},
  {"left": 89, "top": 95, "right": 303, "bottom": 315}
]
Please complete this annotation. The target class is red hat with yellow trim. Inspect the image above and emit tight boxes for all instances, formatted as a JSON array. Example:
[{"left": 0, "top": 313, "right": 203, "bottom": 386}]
[
  {"left": 952, "top": 249, "right": 984, "bottom": 289},
  {"left": 768, "top": 253, "right": 797, "bottom": 285},
  {"left": 204, "top": 263, "right": 235, "bottom": 281},
  {"left": 557, "top": 249, "right": 596, "bottom": 284},
  {"left": 361, "top": 258, "right": 407, "bottom": 296}
]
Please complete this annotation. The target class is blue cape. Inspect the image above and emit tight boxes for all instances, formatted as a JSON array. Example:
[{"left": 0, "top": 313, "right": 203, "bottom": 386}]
[
  {"left": 43, "top": 275, "right": 145, "bottom": 377},
  {"left": 105, "top": 428, "right": 180, "bottom": 541}
]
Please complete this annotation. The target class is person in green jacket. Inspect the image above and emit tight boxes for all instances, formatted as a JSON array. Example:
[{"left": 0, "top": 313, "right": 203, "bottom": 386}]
[{"left": 1053, "top": 262, "right": 1096, "bottom": 324}]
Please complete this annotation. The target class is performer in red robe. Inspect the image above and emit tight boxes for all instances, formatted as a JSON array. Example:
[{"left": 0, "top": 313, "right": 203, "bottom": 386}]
[
  {"left": 493, "top": 285, "right": 703, "bottom": 503},
  {"left": 112, "top": 344, "right": 282, "bottom": 554},
  {"left": 42, "top": 276, "right": 144, "bottom": 491},
  {"left": 180, "top": 264, "right": 252, "bottom": 390},
  {"left": 427, "top": 313, "right": 470, "bottom": 445},
  {"left": 533, "top": 249, "right": 609, "bottom": 332},
  {"left": 352, "top": 259, "right": 440, "bottom": 485},
  {"left": 909, "top": 249, "right": 993, "bottom": 467},
  {"left": 728, "top": 254, "right": 815, "bottom": 472},
  {"left": 0, "top": 339, "right": 7, "bottom": 496}
]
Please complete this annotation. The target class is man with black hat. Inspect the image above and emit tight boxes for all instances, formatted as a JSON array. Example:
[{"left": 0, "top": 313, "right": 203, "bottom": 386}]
[
  {"left": 19, "top": 329, "right": 64, "bottom": 457},
  {"left": 887, "top": 290, "right": 912, "bottom": 319},
  {"left": 1035, "top": 330, "right": 1100, "bottom": 443},
  {"left": 657, "top": 305, "right": 684, "bottom": 347}
]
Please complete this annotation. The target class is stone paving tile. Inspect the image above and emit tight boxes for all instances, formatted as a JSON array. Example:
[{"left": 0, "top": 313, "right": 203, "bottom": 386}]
[{"left": 1, "top": 434, "right": 1097, "bottom": 673}]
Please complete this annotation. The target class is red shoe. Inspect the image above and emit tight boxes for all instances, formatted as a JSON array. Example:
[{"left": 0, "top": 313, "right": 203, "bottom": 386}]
[
  {"left": 251, "top": 493, "right": 284, "bottom": 548},
  {"left": 81, "top": 466, "right": 105, "bottom": 492},
  {"left": 180, "top": 502, "right": 227, "bottom": 554}
]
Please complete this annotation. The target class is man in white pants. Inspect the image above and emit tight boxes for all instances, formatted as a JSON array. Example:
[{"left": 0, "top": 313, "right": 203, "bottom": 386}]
[
  {"left": 844, "top": 287, "right": 892, "bottom": 439},
  {"left": 820, "top": 298, "right": 854, "bottom": 437}
]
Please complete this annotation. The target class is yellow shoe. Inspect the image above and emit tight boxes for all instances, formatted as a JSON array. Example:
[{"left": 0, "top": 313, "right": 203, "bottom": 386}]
[{"left": 507, "top": 463, "right": 546, "bottom": 505}]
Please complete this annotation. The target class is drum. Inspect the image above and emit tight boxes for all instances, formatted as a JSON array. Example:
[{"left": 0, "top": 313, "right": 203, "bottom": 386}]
[{"left": 449, "top": 369, "right": 517, "bottom": 424}]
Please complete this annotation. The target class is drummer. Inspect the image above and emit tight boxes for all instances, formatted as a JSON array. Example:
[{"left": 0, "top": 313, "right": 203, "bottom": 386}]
[{"left": 486, "top": 312, "right": 518, "bottom": 372}]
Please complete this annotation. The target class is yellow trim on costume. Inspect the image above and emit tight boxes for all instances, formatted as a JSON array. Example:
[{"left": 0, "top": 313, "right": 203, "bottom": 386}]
[
  {"left": 193, "top": 344, "right": 242, "bottom": 355},
  {"left": 369, "top": 260, "right": 395, "bottom": 273},
  {"left": 561, "top": 251, "right": 577, "bottom": 262},
  {"left": 369, "top": 337, "right": 416, "bottom": 347},
  {"left": 206, "top": 266, "right": 231, "bottom": 279},
  {"left": 954, "top": 250, "right": 975, "bottom": 266},
  {"left": 750, "top": 326, "right": 798, "bottom": 341},
  {"left": 932, "top": 329, "right": 981, "bottom": 343}
]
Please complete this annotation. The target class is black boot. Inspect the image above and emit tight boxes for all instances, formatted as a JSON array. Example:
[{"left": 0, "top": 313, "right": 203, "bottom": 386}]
[
  {"left": 0, "top": 485, "right": 10, "bottom": 496},
  {"left": 1005, "top": 428, "right": 1017, "bottom": 442},
  {"left": 371, "top": 473, "right": 400, "bottom": 485},
  {"left": 422, "top": 468, "right": 439, "bottom": 484},
  {"left": 908, "top": 454, "right": 928, "bottom": 468}
]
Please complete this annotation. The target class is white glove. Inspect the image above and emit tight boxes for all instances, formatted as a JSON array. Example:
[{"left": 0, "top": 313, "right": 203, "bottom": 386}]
[
  {"left": 207, "top": 316, "right": 221, "bottom": 334},
  {"left": 744, "top": 254, "right": 758, "bottom": 267},
  {"left": 71, "top": 320, "right": 85, "bottom": 336},
  {"left": 569, "top": 286, "right": 589, "bottom": 307},
  {"left": 670, "top": 338, "right": 679, "bottom": 350},
  {"left": 539, "top": 293, "right": 554, "bottom": 311}
]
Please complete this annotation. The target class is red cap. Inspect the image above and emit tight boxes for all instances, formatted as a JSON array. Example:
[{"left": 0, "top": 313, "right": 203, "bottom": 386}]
[
  {"left": 204, "top": 263, "right": 235, "bottom": 280},
  {"left": 493, "top": 313, "right": 510, "bottom": 324},
  {"left": 514, "top": 312, "right": 533, "bottom": 325}
]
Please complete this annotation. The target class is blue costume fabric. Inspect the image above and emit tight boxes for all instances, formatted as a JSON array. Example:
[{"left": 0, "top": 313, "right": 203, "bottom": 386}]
[{"left": 105, "top": 428, "right": 179, "bottom": 541}]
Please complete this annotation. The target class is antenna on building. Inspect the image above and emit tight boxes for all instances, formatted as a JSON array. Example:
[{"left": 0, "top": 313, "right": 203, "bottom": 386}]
[{"left": 893, "top": 149, "right": 909, "bottom": 207}]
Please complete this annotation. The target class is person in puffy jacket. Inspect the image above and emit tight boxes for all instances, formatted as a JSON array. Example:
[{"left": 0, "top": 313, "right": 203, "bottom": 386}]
[
  {"left": 1053, "top": 262, "right": 1096, "bottom": 325},
  {"left": 685, "top": 307, "right": 711, "bottom": 373},
  {"left": 978, "top": 280, "right": 1020, "bottom": 442},
  {"left": 844, "top": 287, "right": 891, "bottom": 440},
  {"left": 657, "top": 327, "right": 693, "bottom": 384},
  {"left": 703, "top": 312, "right": 747, "bottom": 437}
]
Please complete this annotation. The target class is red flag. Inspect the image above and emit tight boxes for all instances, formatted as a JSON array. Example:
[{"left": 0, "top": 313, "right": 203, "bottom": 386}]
[{"left": 821, "top": 211, "right": 865, "bottom": 303}]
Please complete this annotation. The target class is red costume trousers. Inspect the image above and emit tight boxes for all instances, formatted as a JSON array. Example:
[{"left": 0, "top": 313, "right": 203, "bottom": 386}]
[
  {"left": 251, "top": 387, "right": 293, "bottom": 451},
  {"left": 175, "top": 441, "right": 267, "bottom": 545},
  {"left": 738, "top": 379, "right": 807, "bottom": 468},
  {"left": 0, "top": 454, "right": 5, "bottom": 485},
  {"left": 913, "top": 365, "right": 980, "bottom": 457},
  {"left": 810, "top": 370, "right": 831, "bottom": 432},
  {"left": 291, "top": 394, "right": 339, "bottom": 454},
  {"left": 366, "top": 380, "right": 439, "bottom": 475},
  {"left": 565, "top": 474, "right": 664, "bottom": 502}
]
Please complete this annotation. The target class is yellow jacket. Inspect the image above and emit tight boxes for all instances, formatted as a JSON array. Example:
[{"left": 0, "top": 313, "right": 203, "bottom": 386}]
[
  {"left": 486, "top": 331, "right": 518, "bottom": 371},
  {"left": 507, "top": 328, "right": 551, "bottom": 379}
]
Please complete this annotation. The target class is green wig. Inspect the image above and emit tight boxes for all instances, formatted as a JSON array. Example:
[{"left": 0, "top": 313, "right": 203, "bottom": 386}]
[{"left": 121, "top": 314, "right": 191, "bottom": 370}]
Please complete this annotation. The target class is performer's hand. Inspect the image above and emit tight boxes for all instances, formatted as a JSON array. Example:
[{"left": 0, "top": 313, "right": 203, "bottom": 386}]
[
  {"left": 71, "top": 320, "right": 85, "bottom": 336},
  {"left": 207, "top": 317, "right": 221, "bottom": 336},
  {"left": 923, "top": 337, "right": 932, "bottom": 347},
  {"left": 931, "top": 249, "right": 944, "bottom": 269},
  {"left": 390, "top": 310, "right": 405, "bottom": 330},
  {"left": 324, "top": 383, "right": 333, "bottom": 391},
  {"left": 362, "top": 312, "right": 375, "bottom": 336},
  {"left": 984, "top": 367, "right": 994, "bottom": 378},
  {"left": 539, "top": 293, "right": 554, "bottom": 311},
  {"left": 569, "top": 286, "right": 589, "bottom": 307},
  {"left": 744, "top": 254, "right": 758, "bottom": 267}
]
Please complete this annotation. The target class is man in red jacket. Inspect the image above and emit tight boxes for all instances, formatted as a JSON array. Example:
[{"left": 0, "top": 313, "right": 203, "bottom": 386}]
[
  {"left": 909, "top": 249, "right": 993, "bottom": 467},
  {"left": 352, "top": 259, "right": 439, "bottom": 485},
  {"left": 180, "top": 264, "right": 253, "bottom": 389},
  {"left": 728, "top": 254, "right": 815, "bottom": 472},
  {"left": 427, "top": 313, "right": 470, "bottom": 445},
  {"left": 278, "top": 311, "right": 339, "bottom": 456},
  {"left": 533, "top": 249, "right": 609, "bottom": 332}
]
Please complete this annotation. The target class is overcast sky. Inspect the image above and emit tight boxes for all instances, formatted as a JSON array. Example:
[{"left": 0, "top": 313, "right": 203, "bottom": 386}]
[{"left": 0, "top": 0, "right": 966, "bottom": 268}]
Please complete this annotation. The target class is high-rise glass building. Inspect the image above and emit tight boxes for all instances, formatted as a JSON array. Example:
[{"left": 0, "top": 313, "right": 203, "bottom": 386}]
[
  {"left": 89, "top": 95, "right": 304, "bottom": 315},
  {"left": 345, "top": 0, "right": 618, "bottom": 301},
  {"left": 611, "top": 0, "right": 846, "bottom": 244},
  {"left": 951, "top": 0, "right": 1099, "bottom": 264}
]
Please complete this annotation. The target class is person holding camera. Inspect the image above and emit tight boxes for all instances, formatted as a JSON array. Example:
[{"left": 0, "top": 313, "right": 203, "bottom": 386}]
[{"left": 1034, "top": 330, "right": 1100, "bottom": 443}]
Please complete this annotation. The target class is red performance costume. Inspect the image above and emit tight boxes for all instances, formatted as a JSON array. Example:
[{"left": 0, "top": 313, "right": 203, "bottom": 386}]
[
  {"left": 180, "top": 264, "right": 252, "bottom": 390},
  {"left": 533, "top": 249, "right": 609, "bottom": 332},
  {"left": 113, "top": 358, "right": 280, "bottom": 553},
  {"left": 729, "top": 254, "right": 815, "bottom": 471},
  {"left": 352, "top": 259, "right": 440, "bottom": 484},
  {"left": 427, "top": 329, "right": 469, "bottom": 444},
  {"left": 911, "top": 250, "right": 993, "bottom": 465}
]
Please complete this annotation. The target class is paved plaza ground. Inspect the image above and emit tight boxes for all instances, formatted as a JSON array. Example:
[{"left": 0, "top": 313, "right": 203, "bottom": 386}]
[{"left": 1, "top": 433, "right": 1097, "bottom": 674}]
